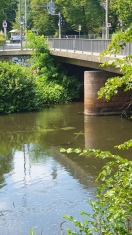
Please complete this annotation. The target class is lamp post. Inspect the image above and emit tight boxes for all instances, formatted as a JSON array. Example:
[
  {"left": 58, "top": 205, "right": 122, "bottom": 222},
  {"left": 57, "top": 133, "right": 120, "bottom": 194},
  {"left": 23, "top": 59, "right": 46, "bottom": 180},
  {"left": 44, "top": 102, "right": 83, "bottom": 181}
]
[
  {"left": 25, "top": 0, "right": 27, "bottom": 36},
  {"left": 78, "top": 24, "right": 81, "bottom": 39},
  {"left": 105, "top": 0, "right": 109, "bottom": 39},
  {"left": 58, "top": 12, "right": 61, "bottom": 39},
  {"left": 100, "top": 0, "right": 109, "bottom": 39},
  {"left": 20, "top": 0, "right": 23, "bottom": 49}
]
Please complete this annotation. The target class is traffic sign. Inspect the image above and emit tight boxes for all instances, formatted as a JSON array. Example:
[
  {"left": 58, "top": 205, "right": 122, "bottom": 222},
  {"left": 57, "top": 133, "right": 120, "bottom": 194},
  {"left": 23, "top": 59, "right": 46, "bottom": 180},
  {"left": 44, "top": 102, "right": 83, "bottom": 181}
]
[
  {"left": 107, "top": 23, "right": 111, "bottom": 27},
  {"left": 3, "top": 20, "right": 7, "bottom": 28}
]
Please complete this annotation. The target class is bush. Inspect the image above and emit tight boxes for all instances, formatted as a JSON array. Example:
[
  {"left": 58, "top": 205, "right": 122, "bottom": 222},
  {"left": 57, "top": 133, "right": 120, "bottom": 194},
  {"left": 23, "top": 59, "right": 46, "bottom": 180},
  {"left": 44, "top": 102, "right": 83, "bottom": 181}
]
[
  {"left": 0, "top": 62, "right": 40, "bottom": 113},
  {"left": 35, "top": 75, "right": 65, "bottom": 104},
  {"left": 35, "top": 74, "right": 82, "bottom": 104},
  {"left": 0, "top": 61, "right": 82, "bottom": 114},
  {"left": 0, "top": 31, "right": 83, "bottom": 114},
  {"left": 27, "top": 31, "right": 83, "bottom": 103}
]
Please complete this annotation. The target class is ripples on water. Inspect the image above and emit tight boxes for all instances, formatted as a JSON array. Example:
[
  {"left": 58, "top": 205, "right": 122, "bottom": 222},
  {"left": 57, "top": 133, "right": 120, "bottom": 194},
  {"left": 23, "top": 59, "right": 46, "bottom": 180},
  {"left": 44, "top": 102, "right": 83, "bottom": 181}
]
[{"left": 0, "top": 103, "right": 131, "bottom": 235}]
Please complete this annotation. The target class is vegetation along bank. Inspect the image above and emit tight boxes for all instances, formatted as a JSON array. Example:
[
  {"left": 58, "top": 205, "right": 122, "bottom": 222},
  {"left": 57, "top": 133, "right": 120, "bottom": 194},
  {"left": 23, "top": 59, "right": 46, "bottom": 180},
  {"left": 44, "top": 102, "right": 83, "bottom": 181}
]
[{"left": 0, "top": 32, "right": 83, "bottom": 114}]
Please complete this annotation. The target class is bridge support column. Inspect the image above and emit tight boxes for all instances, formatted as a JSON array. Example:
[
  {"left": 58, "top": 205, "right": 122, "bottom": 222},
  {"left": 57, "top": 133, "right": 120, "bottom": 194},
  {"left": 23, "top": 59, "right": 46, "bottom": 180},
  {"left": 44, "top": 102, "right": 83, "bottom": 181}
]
[{"left": 84, "top": 70, "right": 132, "bottom": 115}]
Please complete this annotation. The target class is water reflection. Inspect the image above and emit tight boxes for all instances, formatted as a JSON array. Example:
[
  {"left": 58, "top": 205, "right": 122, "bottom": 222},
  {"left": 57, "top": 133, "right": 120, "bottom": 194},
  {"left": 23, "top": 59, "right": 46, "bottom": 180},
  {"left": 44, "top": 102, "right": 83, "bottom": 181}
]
[
  {"left": 0, "top": 103, "right": 131, "bottom": 235},
  {"left": 84, "top": 115, "right": 132, "bottom": 157}
]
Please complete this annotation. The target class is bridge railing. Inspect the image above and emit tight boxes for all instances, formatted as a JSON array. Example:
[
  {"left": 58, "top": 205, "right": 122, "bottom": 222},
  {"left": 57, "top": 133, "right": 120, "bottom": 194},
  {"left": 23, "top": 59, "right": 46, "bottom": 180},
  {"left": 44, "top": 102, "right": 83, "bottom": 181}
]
[
  {"left": 48, "top": 39, "right": 132, "bottom": 56},
  {"left": 0, "top": 39, "right": 131, "bottom": 57}
]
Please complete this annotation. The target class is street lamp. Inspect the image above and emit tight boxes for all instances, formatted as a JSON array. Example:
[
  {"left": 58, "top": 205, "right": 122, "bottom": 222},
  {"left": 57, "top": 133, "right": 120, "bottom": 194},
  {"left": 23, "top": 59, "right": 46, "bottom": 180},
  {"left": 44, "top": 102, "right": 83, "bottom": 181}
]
[
  {"left": 105, "top": 0, "right": 109, "bottom": 39},
  {"left": 78, "top": 25, "right": 81, "bottom": 38},
  {"left": 20, "top": 0, "right": 23, "bottom": 49},
  {"left": 100, "top": 0, "right": 109, "bottom": 39},
  {"left": 25, "top": 0, "right": 27, "bottom": 36}
]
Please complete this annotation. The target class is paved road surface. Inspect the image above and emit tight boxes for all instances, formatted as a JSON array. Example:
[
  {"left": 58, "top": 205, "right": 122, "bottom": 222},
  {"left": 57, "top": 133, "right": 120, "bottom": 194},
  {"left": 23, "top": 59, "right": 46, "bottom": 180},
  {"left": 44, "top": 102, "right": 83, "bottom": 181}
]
[{"left": 0, "top": 41, "right": 26, "bottom": 50}]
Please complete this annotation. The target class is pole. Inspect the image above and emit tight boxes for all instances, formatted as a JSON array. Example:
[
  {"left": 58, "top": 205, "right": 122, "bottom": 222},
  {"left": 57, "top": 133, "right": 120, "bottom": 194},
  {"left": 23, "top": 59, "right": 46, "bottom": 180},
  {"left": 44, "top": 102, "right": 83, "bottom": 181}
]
[
  {"left": 20, "top": 0, "right": 23, "bottom": 49},
  {"left": 105, "top": 0, "right": 108, "bottom": 39},
  {"left": 58, "top": 12, "right": 61, "bottom": 39},
  {"left": 4, "top": 27, "right": 6, "bottom": 40},
  {"left": 25, "top": 0, "right": 27, "bottom": 36}
]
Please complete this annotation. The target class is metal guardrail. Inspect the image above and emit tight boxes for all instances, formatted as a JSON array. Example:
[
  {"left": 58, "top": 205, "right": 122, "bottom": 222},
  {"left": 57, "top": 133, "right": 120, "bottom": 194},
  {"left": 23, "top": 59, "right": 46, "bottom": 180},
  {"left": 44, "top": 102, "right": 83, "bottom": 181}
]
[
  {"left": 48, "top": 39, "right": 132, "bottom": 56},
  {"left": 0, "top": 39, "right": 131, "bottom": 57},
  {"left": 45, "top": 34, "right": 101, "bottom": 39}
]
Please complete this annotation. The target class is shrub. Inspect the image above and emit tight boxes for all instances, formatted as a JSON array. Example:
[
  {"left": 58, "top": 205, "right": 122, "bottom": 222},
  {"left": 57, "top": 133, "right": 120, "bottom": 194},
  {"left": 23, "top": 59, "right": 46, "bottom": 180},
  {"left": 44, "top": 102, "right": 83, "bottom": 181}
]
[
  {"left": 0, "top": 62, "right": 40, "bottom": 113},
  {"left": 27, "top": 31, "right": 83, "bottom": 103}
]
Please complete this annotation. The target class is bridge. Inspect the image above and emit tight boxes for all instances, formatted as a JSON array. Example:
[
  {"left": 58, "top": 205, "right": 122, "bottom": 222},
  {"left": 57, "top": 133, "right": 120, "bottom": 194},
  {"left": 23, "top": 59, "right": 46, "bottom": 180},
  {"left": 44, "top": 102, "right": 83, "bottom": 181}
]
[
  {"left": 0, "top": 39, "right": 132, "bottom": 115},
  {"left": 0, "top": 39, "right": 131, "bottom": 73}
]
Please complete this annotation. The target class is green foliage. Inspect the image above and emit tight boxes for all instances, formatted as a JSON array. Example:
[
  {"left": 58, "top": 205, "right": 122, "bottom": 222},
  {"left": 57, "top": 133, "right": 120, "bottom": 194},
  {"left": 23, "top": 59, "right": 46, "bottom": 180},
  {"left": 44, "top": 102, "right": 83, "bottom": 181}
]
[
  {"left": 0, "top": 61, "right": 40, "bottom": 113},
  {"left": 27, "top": 31, "right": 82, "bottom": 104},
  {"left": 26, "top": 31, "right": 58, "bottom": 79},
  {"left": 98, "top": 25, "right": 132, "bottom": 102},
  {"left": 35, "top": 75, "right": 64, "bottom": 104},
  {"left": 0, "top": 31, "right": 82, "bottom": 114},
  {"left": 56, "top": 0, "right": 104, "bottom": 34},
  {"left": 109, "top": 0, "right": 132, "bottom": 30},
  {"left": 60, "top": 140, "right": 132, "bottom": 234},
  {"left": 0, "top": 32, "right": 5, "bottom": 46},
  {"left": 26, "top": 0, "right": 132, "bottom": 36},
  {"left": 0, "top": 0, "right": 17, "bottom": 31},
  {"left": 115, "top": 139, "right": 132, "bottom": 150},
  {"left": 0, "top": 40, "right": 6, "bottom": 46},
  {"left": 35, "top": 73, "right": 82, "bottom": 104},
  {"left": 60, "top": 27, "right": 132, "bottom": 234},
  {"left": 2, "top": 0, "right": 132, "bottom": 35},
  {"left": 29, "top": 227, "right": 38, "bottom": 235}
]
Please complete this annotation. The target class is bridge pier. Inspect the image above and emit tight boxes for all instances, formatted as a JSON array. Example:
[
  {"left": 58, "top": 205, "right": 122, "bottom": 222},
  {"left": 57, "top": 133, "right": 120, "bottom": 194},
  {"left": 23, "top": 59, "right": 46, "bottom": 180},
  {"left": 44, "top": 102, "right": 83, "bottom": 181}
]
[{"left": 84, "top": 71, "right": 132, "bottom": 115}]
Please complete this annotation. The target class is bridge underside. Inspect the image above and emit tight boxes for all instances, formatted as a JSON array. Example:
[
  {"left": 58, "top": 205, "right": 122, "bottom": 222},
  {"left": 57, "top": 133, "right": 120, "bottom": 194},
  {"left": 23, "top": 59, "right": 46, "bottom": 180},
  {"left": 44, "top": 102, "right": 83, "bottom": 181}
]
[
  {"left": 50, "top": 49, "right": 121, "bottom": 74},
  {"left": 51, "top": 51, "right": 131, "bottom": 116}
]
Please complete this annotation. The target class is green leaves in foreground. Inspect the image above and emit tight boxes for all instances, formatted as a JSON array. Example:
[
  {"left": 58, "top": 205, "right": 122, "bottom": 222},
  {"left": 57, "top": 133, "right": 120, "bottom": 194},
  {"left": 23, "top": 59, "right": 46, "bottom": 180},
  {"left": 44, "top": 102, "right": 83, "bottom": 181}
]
[
  {"left": 98, "top": 26, "right": 132, "bottom": 102},
  {"left": 29, "top": 227, "right": 38, "bottom": 235},
  {"left": 60, "top": 140, "right": 132, "bottom": 235}
]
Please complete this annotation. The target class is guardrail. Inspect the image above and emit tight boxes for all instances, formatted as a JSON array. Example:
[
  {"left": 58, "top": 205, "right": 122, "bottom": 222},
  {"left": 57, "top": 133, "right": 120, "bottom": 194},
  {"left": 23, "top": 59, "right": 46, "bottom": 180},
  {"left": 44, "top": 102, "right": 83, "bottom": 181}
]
[
  {"left": 0, "top": 39, "right": 131, "bottom": 57},
  {"left": 48, "top": 39, "right": 132, "bottom": 56}
]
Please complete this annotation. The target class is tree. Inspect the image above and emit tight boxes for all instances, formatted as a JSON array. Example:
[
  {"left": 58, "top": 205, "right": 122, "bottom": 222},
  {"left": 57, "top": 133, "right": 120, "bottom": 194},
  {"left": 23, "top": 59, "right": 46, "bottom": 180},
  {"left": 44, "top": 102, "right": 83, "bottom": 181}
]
[
  {"left": 30, "top": 0, "right": 56, "bottom": 35},
  {"left": 18, "top": 0, "right": 105, "bottom": 36},
  {"left": 0, "top": 0, "right": 18, "bottom": 32},
  {"left": 0, "top": 0, "right": 9, "bottom": 30},
  {"left": 109, "top": 0, "right": 132, "bottom": 31},
  {"left": 56, "top": 0, "right": 104, "bottom": 35}
]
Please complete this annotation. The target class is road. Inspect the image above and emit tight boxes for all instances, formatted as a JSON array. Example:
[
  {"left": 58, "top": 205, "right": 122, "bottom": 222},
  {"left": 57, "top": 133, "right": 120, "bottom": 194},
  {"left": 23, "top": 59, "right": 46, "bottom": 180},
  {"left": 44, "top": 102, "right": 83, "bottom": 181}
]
[{"left": 0, "top": 41, "right": 25, "bottom": 50}]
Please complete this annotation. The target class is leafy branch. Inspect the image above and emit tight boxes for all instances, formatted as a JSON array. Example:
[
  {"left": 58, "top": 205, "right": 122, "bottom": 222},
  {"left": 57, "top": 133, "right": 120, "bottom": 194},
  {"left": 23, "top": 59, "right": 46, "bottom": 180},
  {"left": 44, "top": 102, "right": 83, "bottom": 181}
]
[{"left": 60, "top": 140, "right": 132, "bottom": 234}]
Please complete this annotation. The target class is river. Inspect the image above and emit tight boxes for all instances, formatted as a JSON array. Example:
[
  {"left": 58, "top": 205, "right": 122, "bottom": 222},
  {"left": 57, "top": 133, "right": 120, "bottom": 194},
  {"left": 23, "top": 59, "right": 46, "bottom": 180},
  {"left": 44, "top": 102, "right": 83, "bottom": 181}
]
[{"left": 0, "top": 102, "right": 131, "bottom": 235}]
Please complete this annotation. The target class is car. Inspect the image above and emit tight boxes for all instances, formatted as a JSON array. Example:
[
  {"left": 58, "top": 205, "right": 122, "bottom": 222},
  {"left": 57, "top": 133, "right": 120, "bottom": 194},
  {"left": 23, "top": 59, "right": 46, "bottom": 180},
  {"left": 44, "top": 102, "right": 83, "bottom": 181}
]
[{"left": 10, "top": 35, "right": 21, "bottom": 43}]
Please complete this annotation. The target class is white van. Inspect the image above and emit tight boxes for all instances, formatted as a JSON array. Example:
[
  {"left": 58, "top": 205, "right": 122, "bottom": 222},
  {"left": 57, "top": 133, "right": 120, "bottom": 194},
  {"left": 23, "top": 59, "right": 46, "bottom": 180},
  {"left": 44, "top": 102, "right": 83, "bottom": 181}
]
[
  {"left": 10, "top": 35, "right": 21, "bottom": 43},
  {"left": 9, "top": 29, "right": 21, "bottom": 43}
]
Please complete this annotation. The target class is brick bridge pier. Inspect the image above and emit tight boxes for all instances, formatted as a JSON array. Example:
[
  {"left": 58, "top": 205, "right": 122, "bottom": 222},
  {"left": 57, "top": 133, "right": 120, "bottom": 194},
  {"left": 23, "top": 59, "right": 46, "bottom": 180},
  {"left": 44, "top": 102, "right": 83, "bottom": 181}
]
[{"left": 84, "top": 71, "right": 131, "bottom": 115}]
